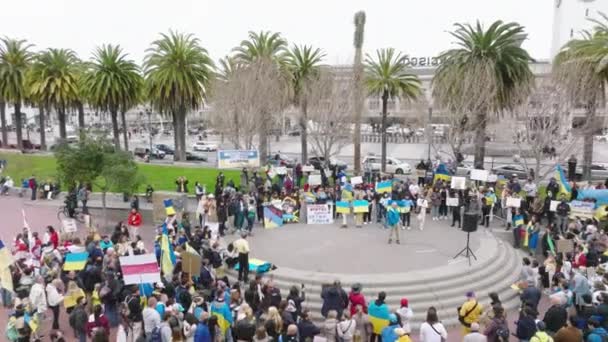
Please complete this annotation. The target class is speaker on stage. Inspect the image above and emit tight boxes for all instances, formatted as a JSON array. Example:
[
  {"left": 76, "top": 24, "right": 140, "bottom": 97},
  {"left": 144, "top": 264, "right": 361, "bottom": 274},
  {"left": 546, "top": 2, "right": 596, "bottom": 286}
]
[{"left": 463, "top": 213, "right": 478, "bottom": 233}]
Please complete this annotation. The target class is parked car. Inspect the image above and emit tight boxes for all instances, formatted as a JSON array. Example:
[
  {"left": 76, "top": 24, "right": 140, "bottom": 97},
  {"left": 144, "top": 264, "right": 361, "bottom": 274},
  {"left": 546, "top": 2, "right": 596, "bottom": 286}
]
[
  {"left": 8, "top": 139, "right": 41, "bottom": 150},
  {"left": 134, "top": 147, "right": 165, "bottom": 159},
  {"left": 308, "top": 156, "right": 348, "bottom": 172},
  {"left": 192, "top": 141, "right": 218, "bottom": 152},
  {"left": 572, "top": 164, "right": 608, "bottom": 181},
  {"left": 188, "top": 127, "right": 201, "bottom": 135},
  {"left": 491, "top": 164, "right": 528, "bottom": 179},
  {"left": 186, "top": 151, "right": 208, "bottom": 162},
  {"left": 362, "top": 155, "right": 411, "bottom": 174},
  {"left": 267, "top": 153, "right": 296, "bottom": 168},
  {"left": 155, "top": 144, "right": 175, "bottom": 155},
  {"left": 455, "top": 162, "right": 474, "bottom": 177},
  {"left": 287, "top": 129, "right": 301, "bottom": 136},
  {"left": 595, "top": 134, "right": 608, "bottom": 142}
]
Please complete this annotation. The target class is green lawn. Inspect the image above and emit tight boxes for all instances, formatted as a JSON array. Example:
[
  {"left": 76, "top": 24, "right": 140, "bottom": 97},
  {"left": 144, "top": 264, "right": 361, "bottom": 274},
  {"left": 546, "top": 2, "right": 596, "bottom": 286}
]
[{"left": 0, "top": 153, "right": 240, "bottom": 192}]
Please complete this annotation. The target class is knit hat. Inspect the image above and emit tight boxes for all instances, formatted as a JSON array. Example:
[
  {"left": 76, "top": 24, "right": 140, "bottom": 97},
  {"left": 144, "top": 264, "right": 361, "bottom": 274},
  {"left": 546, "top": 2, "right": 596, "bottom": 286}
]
[
  {"left": 400, "top": 298, "right": 409, "bottom": 307},
  {"left": 352, "top": 283, "right": 362, "bottom": 293},
  {"left": 466, "top": 291, "right": 475, "bottom": 298}
]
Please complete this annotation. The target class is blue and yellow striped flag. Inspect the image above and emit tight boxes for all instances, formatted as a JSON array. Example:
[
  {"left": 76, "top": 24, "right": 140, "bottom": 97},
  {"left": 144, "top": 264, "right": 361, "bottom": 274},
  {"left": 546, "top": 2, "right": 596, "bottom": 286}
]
[
  {"left": 555, "top": 165, "right": 572, "bottom": 197},
  {"left": 375, "top": 180, "right": 392, "bottom": 194},
  {"left": 160, "top": 223, "right": 176, "bottom": 281}
]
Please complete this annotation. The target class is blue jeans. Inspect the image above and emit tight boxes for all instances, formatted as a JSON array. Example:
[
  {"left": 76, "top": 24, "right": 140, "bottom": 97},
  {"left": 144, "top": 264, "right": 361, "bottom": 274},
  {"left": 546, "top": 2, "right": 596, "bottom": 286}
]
[
  {"left": 78, "top": 332, "right": 87, "bottom": 342},
  {"left": 1, "top": 288, "right": 12, "bottom": 307},
  {"left": 431, "top": 206, "right": 439, "bottom": 218}
]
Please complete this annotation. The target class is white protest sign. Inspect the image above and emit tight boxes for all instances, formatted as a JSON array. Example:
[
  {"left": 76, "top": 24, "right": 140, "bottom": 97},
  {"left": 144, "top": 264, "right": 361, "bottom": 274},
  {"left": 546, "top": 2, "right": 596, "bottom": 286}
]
[
  {"left": 307, "top": 204, "right": 334, "bottom": 224},
  {"left": 550, "top": 200, "right": 560, "bottom": 212},
  {"left": 446, "top": 197, "right": 459, "bottom": 207},
  {"left": 62, "top": 218, "right": 78, "bottom": 233},
  {"left": 470, "top": 169, "right": 489, "bottom": 182},
  {"left": 450, "top": 176, "right": 466, "bottom": 190},
  {"left": 417, "top": 199, "right": 428, "bottom": 208},
  {"left": 302, "top": 165, "right": 315, "bottom": 173},
  {"left": 350, "top": 176, "right": 363, "bottom": 185},
  {"left": 308, "top": 174, "right": 322, "bottom": 186},
  {"left": 487, "top": 174, "right": 498, "bottom": 182},
  {"left": 506, "top": 197, "right": 521, "bottom": 208},
  {"left": 274, "top": 166, "right": 287, "bottom": 175}
]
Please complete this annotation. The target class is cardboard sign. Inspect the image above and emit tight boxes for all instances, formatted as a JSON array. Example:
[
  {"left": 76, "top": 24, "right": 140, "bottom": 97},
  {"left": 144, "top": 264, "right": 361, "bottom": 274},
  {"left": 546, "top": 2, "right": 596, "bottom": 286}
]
[
  {"left": 350, "top": 176, "right": 363, "bottom": 185},
  {"left": 470, "top": 169, "right": 489, "bottom": 182},
  {"left": 570, "top": 200, "right": 596, "bottom": 219},
  {"left": 550, "top": 200, "right": 560, "bottom": 212},
  {"left": 274, "top": 166, "right": 287, "bottom": 175},
  {"left": 182, "top": 251, "right": 202, "bottom": 276},
  {"left": 308, "top": 174, "right": 322, "bottom": 186},
  {"left": 302, "top": 165, "right": 315, "bottom": 173},
  {"left": 556, "top": 239, "right": 574, "bottom": 254},
  {"left": 62, "top": 218, "right": 78, "bottom": 233},
  {"left": 506, "top": 197, "right": 521, "bottom": 208},
  {"left": 450, "top": 176, "right": 466, "bottom": 190},
  {"left": 307, "top": 204, "right": 333, "bottom": 224},
  {"left": 446, "top": 197, "right": 459, "bottom": 207}
]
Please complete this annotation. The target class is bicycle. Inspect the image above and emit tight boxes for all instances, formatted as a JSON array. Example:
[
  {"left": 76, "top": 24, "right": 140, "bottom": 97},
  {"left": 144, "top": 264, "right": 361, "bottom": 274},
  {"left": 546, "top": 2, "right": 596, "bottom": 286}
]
[{"left": 57, "top": 205, "right": 86, "bottom": 223}]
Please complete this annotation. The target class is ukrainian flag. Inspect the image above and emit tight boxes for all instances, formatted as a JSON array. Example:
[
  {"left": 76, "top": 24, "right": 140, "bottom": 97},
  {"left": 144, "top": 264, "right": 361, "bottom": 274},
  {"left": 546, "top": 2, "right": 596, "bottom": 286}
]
[
  {"left": 336, "top": 201, "right": 351, "bottom": 214},
  {"left": 555, "top": 165, "right": 572, "bottom": 197},
  {"left": 234, "top": 258, "right": 272, "bottom": 273},
  {"left": 160, "top": 223, "right": 176, "bottom": 280},
  {"left": 63, "top": 252, "right": 89, "bottom": 271},
  {"left": 375, "top": 180, "right": 392, "bottom": 194},
  {"left": 210, "top": 301, "right": 233, "bottom": 334},
  {"left": 513, "top": 214, "right": 524, "bottom": 227},
  {"left": 433, "top": 163, "right": 451, "bottom": 183},
  {"left": 368, "top": 302, "right": 390, "bottom": 334}
]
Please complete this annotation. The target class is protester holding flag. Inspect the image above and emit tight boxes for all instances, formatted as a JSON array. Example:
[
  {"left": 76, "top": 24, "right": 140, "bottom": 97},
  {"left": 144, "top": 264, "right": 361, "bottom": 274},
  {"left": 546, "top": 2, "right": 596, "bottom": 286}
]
[{"left": 387, "top": 201, "right": 401, "bottom": 244}]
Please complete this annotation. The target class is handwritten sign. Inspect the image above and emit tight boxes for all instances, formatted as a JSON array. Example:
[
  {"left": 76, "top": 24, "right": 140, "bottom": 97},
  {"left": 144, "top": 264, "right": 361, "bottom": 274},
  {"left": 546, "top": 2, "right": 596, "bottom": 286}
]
[
  {"left": 506, "top": 197, "right": 521, "bottom": 208},
  {"left": 350, "top": 176, "right": 363, "bottom": 185},
  {"left": 451, "top": 176, "right": 466, "bottom": 190},
  {"left": 308, "top": 174, "right": 321, "bottom": 186},
  {"left": 307, "top": 204, "right": 333, "bottom": 224},
  {"left": 62, "top": 218, "right": 78, "bottom": 233},
  {"left": 302, "top": 165, "right": 315, "bottom": 173},
  {"left": 470, "top": 169, "right": 489, "bottom": 182},
  {"left": 446, "top": 197, "right": 459, "bottom": 207},
  {"left": 550, "top": 200, "right": 560, "bottom": 212}
]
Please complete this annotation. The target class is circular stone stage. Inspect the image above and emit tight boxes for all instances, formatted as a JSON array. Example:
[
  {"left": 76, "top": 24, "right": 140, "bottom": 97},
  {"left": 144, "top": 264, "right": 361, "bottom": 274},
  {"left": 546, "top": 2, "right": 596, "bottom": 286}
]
[
  {"left": 227, "top": 220, "right": 523, "bottom": 327},
  {"left": 247, "top": 222, "right": 481, "bottom": 274}
]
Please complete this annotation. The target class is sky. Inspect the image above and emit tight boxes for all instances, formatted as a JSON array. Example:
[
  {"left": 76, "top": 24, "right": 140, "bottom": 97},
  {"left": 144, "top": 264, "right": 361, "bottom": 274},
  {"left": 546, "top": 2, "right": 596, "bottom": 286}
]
[{"left": 0, "top": 0, "right": 554, "bottom": 65}]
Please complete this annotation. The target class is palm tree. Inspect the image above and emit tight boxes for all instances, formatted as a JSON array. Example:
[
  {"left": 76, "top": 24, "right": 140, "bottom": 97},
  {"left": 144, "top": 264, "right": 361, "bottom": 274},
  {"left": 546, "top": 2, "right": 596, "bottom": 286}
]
[
  {"left": 554, "top": 13, "right": 608, "bottom": 180},
  {"left": 0, "top": 38, "right": 33, "bottom": 149},
  {"left": 144, "top": 31, "right": 214, "bottom": 161},
  {"left": 365, "top": 48, "right": 421, "bottom": 172},
  {"left": 0, "top": 99, "right": 6, "bottom": 145},
  {"left": 83, "top": 44, "right": 142, "bottom": 151},
  {"left": 233, "top": 31, "right": 288, "bottom": 159},
  {"left": 352, "top": 11, "right": 366, "bottom": 175},
  {"left": 286, "top": 45, "right": 325, "bottom": 164},
  {"left": 432, "top": 21, "right": 534, "bottom": 169},
  {"left": 217, "top": 56, "right": 245, "bottom": 148},
  {"left": 27, "top": 48, "right": 80, "bottom": 140}
]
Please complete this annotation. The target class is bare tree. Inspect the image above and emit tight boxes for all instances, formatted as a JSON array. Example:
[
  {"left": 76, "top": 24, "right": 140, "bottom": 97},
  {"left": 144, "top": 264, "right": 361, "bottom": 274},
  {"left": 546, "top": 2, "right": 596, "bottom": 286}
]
[
  {"left": 209, "top": 61, "right": 288, "bottom": 152},
  {"left": 307, "top": 70, "right": 354, "bottom": 161},
  {"left": 509, "top": 80, "right": 581, "bottom": 179}
]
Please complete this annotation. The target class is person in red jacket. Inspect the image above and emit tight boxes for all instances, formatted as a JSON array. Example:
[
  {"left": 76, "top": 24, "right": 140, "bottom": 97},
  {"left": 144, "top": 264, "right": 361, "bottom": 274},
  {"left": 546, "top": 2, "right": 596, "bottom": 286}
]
[
  {"left": 572, "top": 245, "right": 587, "bottom": 268},
  {"left": 45, "top": 226, "right": 59, "bottom": 249},
  {"left": 127, "top": 208, "right": 143, "bottom": 237},
  {"left": 349, "top": 283, "right": 367, "bottom": 316}
]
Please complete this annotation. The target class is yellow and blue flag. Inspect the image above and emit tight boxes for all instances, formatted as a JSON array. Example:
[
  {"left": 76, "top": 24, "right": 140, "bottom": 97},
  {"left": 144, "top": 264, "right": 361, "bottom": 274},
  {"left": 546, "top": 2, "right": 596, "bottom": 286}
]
[
  {"left": 353, "top": 200, "right": 369, "bottom": 213},
  {"left": 164, "top": 199, "right": 176, "bottom": 216},
  {"left": 336, "top": 201, "right": 351, "bottom": 214},
  {"left": 263, "top": 206, "right": 284, "bottom": 229},
  {"left": 555, "top": 165, "right": 572, "bottom": 197},
  {"left": 368, "top": 301, "right": 390, "bottom": 334},
  {"left": 375, "top": 180, "right": 392, "bottom": 194},
  {"left": 63, "top": 252, "right": 89, "bottom": 271},
  {"left": 160, "top": 223, "right": 176, "bottom": 281},
  {"left": 0, "top": 239, "right": 13, "bottom": 267},
  {"left": 0, "top": 240, "right": 13, "bottom": 292},
  {"left": 433, "top": 163, "right": 451, "bottom": 183}
]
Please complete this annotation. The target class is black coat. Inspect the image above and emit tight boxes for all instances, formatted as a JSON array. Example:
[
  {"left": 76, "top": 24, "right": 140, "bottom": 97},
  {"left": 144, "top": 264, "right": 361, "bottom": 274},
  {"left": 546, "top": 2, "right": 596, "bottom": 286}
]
[
  {"left": 298, "top": 319, "right": 321, "bottom": 342},
  {"left": 543, "top": 305, "right": 567, "bottom": 332},
  {"left": 321, "top": 286, "right": 348, "bottom": 318}
]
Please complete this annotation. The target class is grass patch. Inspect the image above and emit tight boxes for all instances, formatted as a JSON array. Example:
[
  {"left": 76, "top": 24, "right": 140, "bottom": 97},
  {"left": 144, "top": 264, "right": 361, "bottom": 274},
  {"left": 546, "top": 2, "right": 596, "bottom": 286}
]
[{"left": 0, "top": 153, "right": 240, "bottom": 192}]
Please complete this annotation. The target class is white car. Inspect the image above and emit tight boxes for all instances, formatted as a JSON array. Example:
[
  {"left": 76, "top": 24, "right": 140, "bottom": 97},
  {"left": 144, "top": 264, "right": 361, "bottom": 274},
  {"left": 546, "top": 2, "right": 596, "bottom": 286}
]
[
  {"left": 362, "top": 155, "right": 412, "bottom": 175},
  {"left": 192, "top": 141, "right": 218, "bottom": 152}
]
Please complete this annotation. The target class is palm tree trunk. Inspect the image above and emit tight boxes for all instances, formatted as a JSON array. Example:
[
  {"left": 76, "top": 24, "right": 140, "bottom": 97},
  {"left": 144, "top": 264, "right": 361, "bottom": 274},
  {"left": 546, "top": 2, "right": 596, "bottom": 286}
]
[
  {"left": 300, "top": 100, "right": 308, "bottom": 164},
  {"left": 177, "top": 111, "right": 187, "bottom": 162},
  {"left": 473, "top": 112, "right": 487, "bottom": 169},
  {"left": 233, "top": 110, "right": 240, "bottom": 149},
  {"left": 381, "top": 91, "right": 388, "bottom": 173},
  {"left": 58, "top": 106, "right": 67, "bottom": 140},
  {"left": 582, "top": 103, "right": 596, "bottom": 180},
  {"left": 39, "top": 105, "right": 46, "bottom": 150},
  {"left": 77, "top": 101, "right": 85, "bottom": 139},
  {"left": 121, "top": 110, "right": 129, "bottom": 151},
  {"left": 0, "top": 100, "right": 6, "bottom": 146},
  {"left": 258, "top": 110, "right": 268, "bottom": 162},
  {"left": 14, "top": 101, "right": 24, "bottom": 149},
  {"left": 172, "top": 112, "right": 179, "bottom": 161},
  {"left": 353, "top": 52, "right": 364, "bottom": 175},
  {"left": 110, "top": 109, "right": 120, "bottom": 150}
]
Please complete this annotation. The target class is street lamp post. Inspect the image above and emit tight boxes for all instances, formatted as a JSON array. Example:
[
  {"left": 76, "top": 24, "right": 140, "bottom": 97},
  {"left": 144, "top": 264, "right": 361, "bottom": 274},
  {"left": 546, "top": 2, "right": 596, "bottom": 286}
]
[{"left": 427, "top": 106, "right": 432, "bottom": 160}]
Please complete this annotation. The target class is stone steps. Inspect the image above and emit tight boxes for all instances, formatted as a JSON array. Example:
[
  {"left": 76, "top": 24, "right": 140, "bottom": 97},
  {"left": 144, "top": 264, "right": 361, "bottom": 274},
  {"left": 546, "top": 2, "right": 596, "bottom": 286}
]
[{"left": 227, "top": 236, "right": 523, "bottom": 329}]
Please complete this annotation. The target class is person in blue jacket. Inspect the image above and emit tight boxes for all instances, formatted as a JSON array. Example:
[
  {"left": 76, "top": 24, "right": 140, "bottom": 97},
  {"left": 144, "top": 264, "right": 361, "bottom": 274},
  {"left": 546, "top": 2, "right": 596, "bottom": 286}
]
[
  {"left": 587, "top": 318, "right": 608, "bottom": 342},
  {"left": 381, "top": 314, "right": 401, "bottom": 342},
  {"left": 387, "top": 201, "right": 401, "bottom": 244}
]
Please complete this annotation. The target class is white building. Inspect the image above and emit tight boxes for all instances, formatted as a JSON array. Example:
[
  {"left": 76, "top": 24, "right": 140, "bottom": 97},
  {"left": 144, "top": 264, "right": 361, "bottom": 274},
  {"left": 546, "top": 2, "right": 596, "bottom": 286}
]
[{"left": 551, "top": 0, "right": 608, "bottom": 58}]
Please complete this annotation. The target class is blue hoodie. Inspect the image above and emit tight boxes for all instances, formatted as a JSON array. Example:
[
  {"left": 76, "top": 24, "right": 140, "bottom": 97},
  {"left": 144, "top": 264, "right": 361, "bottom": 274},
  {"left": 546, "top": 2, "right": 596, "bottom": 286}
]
[
  {"left": 381, "top": 323, "right": 400, "bottom": 342},
  {"left": 587, "top": 327, "right": 608, "bottom": 342},
  {"left": 194, "top": 323, "right": 211, "bottom": 342}
]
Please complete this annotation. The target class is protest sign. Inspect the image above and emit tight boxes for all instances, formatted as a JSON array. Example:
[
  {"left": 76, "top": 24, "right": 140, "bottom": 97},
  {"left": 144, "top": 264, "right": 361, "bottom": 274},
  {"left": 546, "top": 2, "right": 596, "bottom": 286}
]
[
  {"left": 217, "top": 150, "right": 259, "bottom": 169},
  {"left": 487, "top": 174, "right": 498, "bottom": 182},
  {"left": 570, "top": 200, "right": 596, "bottom": 219},
  {"left": 308, "top": 175, "right": 321, "bottom": 186},
  {"left": 550, "top": 200, "right": 560, "bottom": 212},
  {"left": 182, "top": 251, "right": 202, "bottom": 276},
  {"left": 302, "top": 165, "right": 315, "bottom": 173},
  {"left": 417, "top": 199, "right": 428, "bottom": 207},
  {"left": 470, "top": 169, "right": 489, "bottom": 182},
  {"left": 62, "top": 218, "right": 78, "bottom": 233},
  {"left": 336, "top": 201, "right": 350, "bottom": 214},
  {"left": 506, "top": 197, "right": 521, "bottom": 208},
  {"left": 450, "top": 177, "right": 466, "bottom": 190},
  {"left": 556, "top": 239, "right": 574, "bottom": 254},
  {"left": 446, "top": 197, "right": 459, "bottom": 207},
  {"left": 307, "top": 204, "right": 333, "bottom": 224},
  {"left": 275, "top": 166, "right": 287, "bottom": 175},
  {"left": 350, "top": 176, "right": 363, "bottom": 185},
  {"left": 353, "top": 200, "right": 369, "bottom": 213}
]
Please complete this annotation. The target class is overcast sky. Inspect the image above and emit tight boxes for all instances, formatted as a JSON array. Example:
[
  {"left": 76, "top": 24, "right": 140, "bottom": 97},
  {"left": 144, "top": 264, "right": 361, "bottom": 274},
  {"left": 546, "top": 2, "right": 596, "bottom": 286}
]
[{"left": 0, "top": 0, "right": 553, "bottom": 65}]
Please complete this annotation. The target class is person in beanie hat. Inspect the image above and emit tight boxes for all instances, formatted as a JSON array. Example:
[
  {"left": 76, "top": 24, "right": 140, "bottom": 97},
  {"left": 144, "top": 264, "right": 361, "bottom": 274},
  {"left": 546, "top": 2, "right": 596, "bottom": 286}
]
[
  {"left": 349, "top": 283, "right": 367, "bottom": 316},
  {"left": 463, "top": 322, "right": 487, "bottom": 342},
  {"left": 396, "top": 298, "right": 413, "bottom": 334},
  {"left": 459, "top": 291, "right": 482, "bottom": 335}
]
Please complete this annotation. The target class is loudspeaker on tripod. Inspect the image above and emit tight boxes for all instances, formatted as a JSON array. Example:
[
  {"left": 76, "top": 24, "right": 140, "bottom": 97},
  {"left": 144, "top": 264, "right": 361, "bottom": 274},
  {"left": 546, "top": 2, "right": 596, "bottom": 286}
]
[{"left": 462, "top": 213, "right": 478, "bottom": 233}]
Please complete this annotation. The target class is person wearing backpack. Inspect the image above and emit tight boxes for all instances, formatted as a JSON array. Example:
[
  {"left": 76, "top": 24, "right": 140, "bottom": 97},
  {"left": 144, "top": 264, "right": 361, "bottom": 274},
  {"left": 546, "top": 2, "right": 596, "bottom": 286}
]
[
  {"left": 586, "top": 318, "right": 608, "bottom": 342},
  {"left": 126, "top": 286, "right": 144, "bottom": 340},
  {"left": 483, "top": 306, "right": 509, "bottom": 342}
]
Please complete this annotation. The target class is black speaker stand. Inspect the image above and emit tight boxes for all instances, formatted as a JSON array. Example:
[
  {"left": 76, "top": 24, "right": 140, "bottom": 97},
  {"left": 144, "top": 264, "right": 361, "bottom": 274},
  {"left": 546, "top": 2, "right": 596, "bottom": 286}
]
[{"left": 453, "top": 232, "right": 477, "bottom": 266}]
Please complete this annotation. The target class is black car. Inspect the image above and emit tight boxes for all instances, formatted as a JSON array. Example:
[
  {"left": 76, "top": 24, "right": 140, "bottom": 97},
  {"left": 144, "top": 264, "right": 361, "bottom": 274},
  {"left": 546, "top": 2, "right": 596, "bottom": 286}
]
[
  {"left": 186, "top": 151, "right": 208, "bottom": 162},
  {"left": 308, "top": 156, "right": 347, "bottom": 171},
  {"left": 155, "top": 144, "right": 175, "bottom": 155}
]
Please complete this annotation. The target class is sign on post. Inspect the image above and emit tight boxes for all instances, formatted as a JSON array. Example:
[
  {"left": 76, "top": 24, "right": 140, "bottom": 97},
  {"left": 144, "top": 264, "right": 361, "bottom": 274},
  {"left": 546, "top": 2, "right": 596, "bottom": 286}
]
[{"left": 217, "top": 150, "right": 259, "bottom": 169}]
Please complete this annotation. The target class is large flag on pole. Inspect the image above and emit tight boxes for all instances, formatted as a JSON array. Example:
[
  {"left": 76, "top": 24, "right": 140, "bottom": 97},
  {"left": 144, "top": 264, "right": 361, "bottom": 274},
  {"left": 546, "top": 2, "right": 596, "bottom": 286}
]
[
  {"left": 554, "top": 165, "right": 572, "bottom": 197},
  {"left": 160, "top": 223, "right": 176, "bottom": 281},
  {"left": 0, "top": 239, "right": 14, "bottom": 292},
  {"left": 120, "top": 253, "right": 161, "bottom": 285},
  {"left": 22, "top": 209, "right": 34, "bottom": 253}
]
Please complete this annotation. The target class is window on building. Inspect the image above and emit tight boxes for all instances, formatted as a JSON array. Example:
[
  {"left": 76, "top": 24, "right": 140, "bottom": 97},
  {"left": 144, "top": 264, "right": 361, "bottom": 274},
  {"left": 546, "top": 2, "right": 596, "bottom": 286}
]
[
  {"left": 586, "top": 8, "right": 589, "bottom": 17},
  {"left": 368, "top": 99, "right": 379, "bottom": 111}
]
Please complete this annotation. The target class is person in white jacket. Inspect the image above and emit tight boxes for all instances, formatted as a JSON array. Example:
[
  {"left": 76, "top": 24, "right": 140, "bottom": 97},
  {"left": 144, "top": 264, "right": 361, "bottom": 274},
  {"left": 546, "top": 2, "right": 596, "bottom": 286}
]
[
  {"left": 337, "top": 311, "right": 357, "bottom": 342},
  {"left": 396, "top": 298, "right": 413, "bottom": 334},
  {"left": 29, "top": 276, "right": 47, "bottom": 321},
  {"left": 46, "top": 278, "right": 64, "bottom": 330},
  {"left": 419, "top": 307, "right": 447, "bottom": 342}
]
